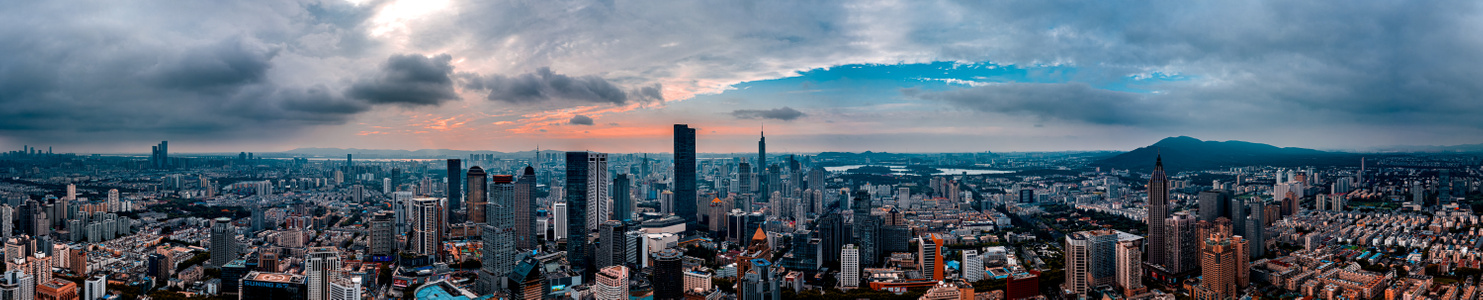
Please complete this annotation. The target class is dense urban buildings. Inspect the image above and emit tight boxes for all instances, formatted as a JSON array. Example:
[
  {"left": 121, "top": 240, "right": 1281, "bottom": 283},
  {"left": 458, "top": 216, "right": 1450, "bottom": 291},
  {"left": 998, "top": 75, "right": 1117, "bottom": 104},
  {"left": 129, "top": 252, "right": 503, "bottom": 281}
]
[{"left": 0, "top": 124, "right": 1480, "bottom": 300}]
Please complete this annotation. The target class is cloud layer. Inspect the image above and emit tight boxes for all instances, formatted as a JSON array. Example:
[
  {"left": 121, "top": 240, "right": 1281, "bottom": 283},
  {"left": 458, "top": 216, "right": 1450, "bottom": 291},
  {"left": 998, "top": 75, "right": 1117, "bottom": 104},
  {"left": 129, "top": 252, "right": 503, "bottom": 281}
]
[
  {"left": 731, "top": 107, "right": 806, "bottom": 121},
  {"left": 4, "top": 0, "right": 1483, "bottom": 151},
  {"left": 568, "top": 115, "right": 594, "bottom": 126},
  {"left": 348, "top": 54, "right": 459, "bottom": 106}
]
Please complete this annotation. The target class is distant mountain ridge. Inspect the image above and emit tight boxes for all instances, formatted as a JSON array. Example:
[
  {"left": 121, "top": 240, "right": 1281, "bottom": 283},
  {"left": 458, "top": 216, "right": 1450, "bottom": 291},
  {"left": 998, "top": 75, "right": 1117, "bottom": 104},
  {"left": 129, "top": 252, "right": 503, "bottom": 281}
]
[{"left": 1095, "top": 136, "right": 1360, "bottom": 172}]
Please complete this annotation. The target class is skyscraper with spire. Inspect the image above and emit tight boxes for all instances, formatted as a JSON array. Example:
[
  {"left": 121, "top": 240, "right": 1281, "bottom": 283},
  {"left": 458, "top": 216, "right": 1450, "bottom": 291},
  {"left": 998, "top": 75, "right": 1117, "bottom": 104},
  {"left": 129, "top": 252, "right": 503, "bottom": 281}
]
[
  {"left": 757, "top": 129, "right": 769, "bottom": 204},
  {"left": 1147, "top": 155, "right": 1170, "bottom": 269}
]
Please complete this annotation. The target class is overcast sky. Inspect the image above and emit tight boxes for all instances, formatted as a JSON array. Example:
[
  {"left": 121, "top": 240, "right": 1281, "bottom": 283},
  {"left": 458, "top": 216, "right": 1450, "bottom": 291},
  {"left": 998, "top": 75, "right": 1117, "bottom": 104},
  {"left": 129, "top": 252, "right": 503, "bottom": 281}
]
[{"left": 3, "top": 0, "right": 1482, "bottom": 154}]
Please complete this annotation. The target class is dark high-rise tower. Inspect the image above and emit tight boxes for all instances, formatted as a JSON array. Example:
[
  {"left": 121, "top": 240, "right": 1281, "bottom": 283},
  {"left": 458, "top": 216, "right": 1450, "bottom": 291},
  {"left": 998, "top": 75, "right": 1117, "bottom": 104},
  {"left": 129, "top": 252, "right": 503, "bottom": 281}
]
[
  {"left": 613, "top": 174, "right": 632, "bottom": 222},
  {"left": 758, "top": 131, "right": 769, "bottom": 204},
  {"left": 673, "top": 125, "right": 698, "bottom": 232},
  {"left": 1245, "top": 200, "right": 1265, "bottom": 258},
  {"left": 1147, "top": 155, "right": 1170, "bottom": 269},
  {"left": 653, "top": 248, "right": 684, "bottom": 300},
  {"left": 466, "top": 166, "right": 488, "bottom": 224},
  {"left": 447, "top": 159, "right": 463, "bottom": 216},
  {"left": 514, "top": 166, "right": 537, "bottom": 250},
  {"left": 565, "top": 151, "right": 592, "bottom": 276},
  {"left": 151, "top": 141, "right": 169, "bottom": 169},
  {"left": 1197, "top": 190, "right": 1231, "bottom": 223},
  {"left": 390, "top": 168, "right": 401, "bottom": 191}
]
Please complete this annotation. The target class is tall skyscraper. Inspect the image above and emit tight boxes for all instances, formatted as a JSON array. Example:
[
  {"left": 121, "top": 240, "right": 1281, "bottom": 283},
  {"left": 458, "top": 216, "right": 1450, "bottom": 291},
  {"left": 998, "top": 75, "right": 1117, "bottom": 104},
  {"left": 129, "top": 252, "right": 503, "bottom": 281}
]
[
  {"left": 514, "top": 166, "right": 537, "bottom": 250},
  {"left": 390, "top": 168, "right": 401, "bottom": 191},
  {"left": 368, "top": 212, "right": 395, "bottom": 257},
  {"left": 738, "top": 162, "right": 754, "bottom": 196},
  {"left": 851, "top": 198, "right": 881, "bottom": 267},
  {"left": 565, "top": 151, "right": 593, "bottom": 276},
  {"left": 1195, "top": 233, "right": 1248, "bottom": 300},
  {"left": 306, "top": 247, "right": 342, "bottom": 300},
  {"left": 151, "top": 141, "right": 168, "bottom": 169},
  {"left": 1167, "top": 212, "right": 1199, "bottom": 274},
  {"left": 210, "top": 217, "right": 237, "bottom": 268},
  {"left": 393, "top": 191, "right": 413, "bottom": 235},
  {"left": 652, "top": 249, "right": 684, "bottom": 300},
  {"left": 673, "top": 124, "right": 698, "bottom": 231},
  {"left": 480, "top": 175, "right": 516, "bottom": 294},
  {"left": 553, "top": 202, "right": 568, "bottom": 243},
  {"left": 840, "top": 244, "right": 860, "bottom": 289},
  {"left": 1116, "top": 238, "right": 1145, "bottom": 296},
  {"left": 806, "top": 167, "right": 825, "bottom": 192},
  {"left": 612, "top": 174, "right": 632, "bottom": 222},
  {"left": 251, "top": 204, "right": 266, "bottom": 233},
  {"left": 1064, "top": 230, "right": 1128, "bottom": 296},
  {"left": 0, "top": 205, "right": 11, "bottom": 239},
  {"left": 466, "top": 166, "right": 488, "bottom": 224},
  {"left": 597, "top": 220, "right": 627, "bottom": 270},
  {"left": 446, "top": 159, "right": 463, "bottom": 221},
  {"left": 586, "top": 153, "right": 611, "bottom": 234},
  {"left": 757, "top": 131, "right": 768, "bottom": 204},
  {"left": 1197, "top": 190, "right": 1231, "bottom": 223},
  {"left": 1146, "top": 155, "right": 1170, "bottom": 269},
  {"left": 410, "top": 198, "right": 443, "bottom": 258},
  {"left": 1245, "top": 200, "right": 1266, "bottom": 258}
]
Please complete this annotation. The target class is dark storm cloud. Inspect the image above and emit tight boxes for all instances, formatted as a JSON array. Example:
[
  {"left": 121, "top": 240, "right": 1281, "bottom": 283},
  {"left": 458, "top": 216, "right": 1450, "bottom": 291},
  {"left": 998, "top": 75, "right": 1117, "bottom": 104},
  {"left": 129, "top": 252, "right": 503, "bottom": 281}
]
[
  {"left": 731, "top": 107, "right": 806, "bottom": 121},
  {"left": 633, "top": 84, "right": 665, "bottom": 103},
  {"left": 347, "top": 54, "right": 459, "bottom": 106},
  {"left": 147, "top": 37, "right": 277, "bottom": 91},
  {"left": 0, "top": 0, "right": 395, "bottom": 145},
  {"left": 464, "top": 67, "right": 631, "bottom": 105},
  {"left": 568, "top": 115, "right": 595, "bottom": 125},
  {"left": 907, "top": 84, "right": 1167, "bottom": 126},
  {"left": 932, "top": 0, "right": 1483, "bottom": 128}
]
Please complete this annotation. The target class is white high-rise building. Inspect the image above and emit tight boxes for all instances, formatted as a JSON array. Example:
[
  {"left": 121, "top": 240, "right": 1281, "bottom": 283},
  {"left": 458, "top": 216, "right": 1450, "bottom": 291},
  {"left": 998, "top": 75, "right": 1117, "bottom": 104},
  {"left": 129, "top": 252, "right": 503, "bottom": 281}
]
[
  {"left": 84, "top": 275, "right": 106, "bottom": 300},
  {"left": 594, "top": 265, "right": 629, "bottom": 300},
  {"left": 1116, "top": 239, "right": 1145, "bottom": 296},
  {"left": 393, "top": 191, "right": 414, "bottom": 234},
  {"left": 106, "top": 189, "right": 119, "bottom": 212},
  {"left": 0, "top": 205, "right": 10, "bottom": 239},
  {"left": 840, "top": 244, "right": 859, "bottom": 289},
  {"left": 553, "top": 202, "right": 568, "bottom": 242},
  {"left": 328, "top": 277, "right": 361, "bottom": 300},
  {"left": 0, "top": 270, "right": 33, "bottom": 300},
  {"left": 410, "top": 198, "right": 443, "bottom": 257},
  {"left": 306, "top": 247, "right": 343, "bottom": 300},
  {"left": 962, "top": 249, "right": 983, "bottom": 282},
  {"left": 383, "top": 178, "right": 392, "bottom": 195},
  {"left": 65, "top": 184, "right": 76, "bottom": 201},
  {"left": 587, "top": 153, "right": 610, "bottom": 232}
]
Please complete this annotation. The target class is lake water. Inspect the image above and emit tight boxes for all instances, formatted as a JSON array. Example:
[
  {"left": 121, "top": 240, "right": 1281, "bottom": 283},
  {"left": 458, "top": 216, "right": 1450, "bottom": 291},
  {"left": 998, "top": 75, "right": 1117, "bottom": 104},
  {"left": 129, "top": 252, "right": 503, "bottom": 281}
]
[{"left": 824, "top": 165, "right": 1013, "bottom": 175}]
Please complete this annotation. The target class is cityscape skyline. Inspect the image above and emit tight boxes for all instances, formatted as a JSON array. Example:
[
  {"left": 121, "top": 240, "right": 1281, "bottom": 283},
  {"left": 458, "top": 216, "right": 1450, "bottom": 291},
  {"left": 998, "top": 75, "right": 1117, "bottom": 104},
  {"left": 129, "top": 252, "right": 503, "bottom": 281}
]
[{"left": 4, "top": 1, "right": 1483, "bottom": 300}]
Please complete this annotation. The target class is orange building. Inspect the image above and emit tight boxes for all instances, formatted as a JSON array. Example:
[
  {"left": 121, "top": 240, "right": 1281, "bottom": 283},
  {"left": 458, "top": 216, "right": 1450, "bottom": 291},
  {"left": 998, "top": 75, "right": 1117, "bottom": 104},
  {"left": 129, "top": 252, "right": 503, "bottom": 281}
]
[
  {"left": 38, "top": 279, "right": 78, "bottom": 300},
  {"left": 736, "top": 228, "right": 771, "bottom": 275}
]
